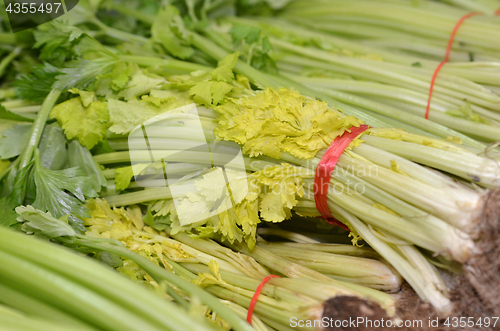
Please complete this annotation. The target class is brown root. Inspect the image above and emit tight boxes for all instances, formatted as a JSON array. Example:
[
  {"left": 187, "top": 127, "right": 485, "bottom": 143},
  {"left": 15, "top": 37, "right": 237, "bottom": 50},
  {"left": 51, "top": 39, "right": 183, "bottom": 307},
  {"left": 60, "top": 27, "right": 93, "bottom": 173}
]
[
  {"left": 464, "top": 188, "right": 500, "bottom": 316},
  {"left": 322, "top": 275, "right": 497, "bottom": 331},
  {"left": 322, "top": 296, "right": 392, "bottom": 331}
]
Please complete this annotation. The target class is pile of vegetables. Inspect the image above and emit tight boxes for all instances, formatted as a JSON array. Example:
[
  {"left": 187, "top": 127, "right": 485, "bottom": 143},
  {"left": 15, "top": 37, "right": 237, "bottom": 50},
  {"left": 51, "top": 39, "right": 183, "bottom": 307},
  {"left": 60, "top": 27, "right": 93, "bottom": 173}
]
[{"left": 1, "top": 0, "right": 500, "bottom": 330}]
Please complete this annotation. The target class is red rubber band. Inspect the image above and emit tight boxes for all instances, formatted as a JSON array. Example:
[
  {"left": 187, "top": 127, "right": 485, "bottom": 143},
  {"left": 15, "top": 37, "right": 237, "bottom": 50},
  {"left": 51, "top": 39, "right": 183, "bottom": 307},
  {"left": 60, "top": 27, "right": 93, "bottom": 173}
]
[
  {"left": 313, "top": 125, "right": 370, "bottom": 231},
  {"left": 247, "top": 275, "right": 281, "bottom": 325},
  {"left": 425, "top": 11, "right": 483, "bottom": 119}
]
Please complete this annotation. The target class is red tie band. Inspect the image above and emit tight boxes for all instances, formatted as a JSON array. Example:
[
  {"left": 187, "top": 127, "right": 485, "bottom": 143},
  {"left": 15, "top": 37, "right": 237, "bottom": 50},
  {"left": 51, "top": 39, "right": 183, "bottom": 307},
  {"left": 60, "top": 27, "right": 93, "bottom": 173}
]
[
  {"left": 246, "top": 275, "right": 281, "bottom": 325},
  {"left": 425, "top": 9, "right": 500, "bottom": 119},
  {"left": 313, "top": 125, "right": 370, "bottom": 231}
]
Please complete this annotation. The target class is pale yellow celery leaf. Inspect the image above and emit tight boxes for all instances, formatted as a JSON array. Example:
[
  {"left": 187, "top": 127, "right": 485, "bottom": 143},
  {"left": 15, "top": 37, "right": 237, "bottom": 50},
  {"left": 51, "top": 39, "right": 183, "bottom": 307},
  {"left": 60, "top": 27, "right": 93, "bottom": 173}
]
[
  {"left": 151, "top": 199, "right": 175, "bottom": 216},
  {"left": 107, "top": 99, "right": 167, "bottom": 134},
  {"left": 195, "top": 168, "right": 228, "bottom": 201},
  {"left": 349, "top": 231, "right": 364, "bottom": 248},
  {"left": 146, "top": 89, "right": 192, "bottom": 107},
  {"left": 189, "top": 81, "right": 233, "bottom": 106},
  {"left": 127, "top": 205, "right": 145, "bottom": 231},
  {"left": 210, "top": 52, "right": 239, "bottom": 83},
  {"left": 84, "top": 199, "right": 179, "bottom": 285},
  {"left": 68, "top": 88, "right": 96, "bottom": 107},
  {"left": 193, "top": 272, "right": 220, "bottom": 288},
  {"left": 117, "top": 70, "right": 166, "bottom": 100},
  {"left": 208, "top": 259, "right": 223, "bottom": 282},
  {"left": 214, "top": 88, "right": 362, "bottom": 159},
  {"left": 114, "top": 163, "right": 150, "bottom": 191},
  {"left": 50, "top": 97, "right": 109, "bottom": 149},
  {"left": 174, "top": 164, "right": 308, "bottom": 247},
  {"left": 253, "top": 163, "right": 307, "bottom": 223},
  {"left": 224, "top": 169, "right": 250, "bottom": 204}
]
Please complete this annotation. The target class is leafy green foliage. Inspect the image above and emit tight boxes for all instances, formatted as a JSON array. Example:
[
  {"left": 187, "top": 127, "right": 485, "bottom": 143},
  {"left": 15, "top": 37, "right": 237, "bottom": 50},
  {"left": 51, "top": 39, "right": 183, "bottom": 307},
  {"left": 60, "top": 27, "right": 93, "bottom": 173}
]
[
  {"left": 68, "top": 140, "right": 107, "bottom": 193},
  {"left": 169, "top": 163, "right": 309, "bottom": 248},
  {"left": 0, "top": 124, "right": 32, "bottom": 159},
  {"left": 215, "top": 87, "right": 362, "bottom": 159},
  {"left": 152, "top": 6, "right": 195, "bottom": 59},
  {"left": 95, "top": 62, "right": 136, "bottom": 98},
  {"left": 167, "top": 53, "right": 241, "bottom": 107},
  {"left": 31, "top": 150, "right": 98, "bottom": 233},
  {"left": 33, "top": 22, "right": 84, "bottom": 67},
  {"left": 230, "top": 25, "right": 261, "bottom": 44},
  {"left": 16, "top": 205, "right": 77, "bottom": 239},
  {"left": 0, "top": 197, "right": 18, "bottom": 227},
  {"left": 114, "top": 163, "right": 150, "bottom": 191},
  {"left": 50, "top": 95, "right": 110, "bottom": 149},
  {"left": 117, "top": 70, "right": 166, "bottom": 100},
  {"left": 0, "top": 163, "right": 34, "bottom": 228},
  {"left": 229, "top": 25, "right": 277, "bottom": 73},
  {"left": 107, "top": 91, "right": 192, "bottom": 134},
  {"left": 38, "top": 123, "right": 68, "bottom": 171},
  {"left": 55, "top": 58, "right": 119, "bottom": 91},
  {"left": 0, "top": 104, "right": 34, "bottom": 122},
  {"left": 13, "top": 63, "right": 60, "bottom": 102}
]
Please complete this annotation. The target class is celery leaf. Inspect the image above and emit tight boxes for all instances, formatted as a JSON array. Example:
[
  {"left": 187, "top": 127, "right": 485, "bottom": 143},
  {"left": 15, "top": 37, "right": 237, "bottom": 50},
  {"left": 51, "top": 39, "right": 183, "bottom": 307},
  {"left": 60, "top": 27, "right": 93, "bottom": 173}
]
[
  {"left": 214, "top": 87, "right": 362, "bottom": 159},
  {"left": 152, "top": 6, "right": 194, "bottom": 59},
  {"left": 0, "top": 124, "right": 32, "bottom": 159},
  {"left": 50, "top": 96, "right": 110, "bottom": 149},
  {"left": 16, "top": 205, "right": 77, "bottom": 239},
  {"left": 32, "top": 150, "right": 98, "bottom": 233}
]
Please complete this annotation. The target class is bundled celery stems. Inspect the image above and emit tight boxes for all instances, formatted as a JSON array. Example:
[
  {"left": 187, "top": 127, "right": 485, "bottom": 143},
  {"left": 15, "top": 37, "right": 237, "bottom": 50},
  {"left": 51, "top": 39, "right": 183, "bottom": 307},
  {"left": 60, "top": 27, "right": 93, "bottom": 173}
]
[{"left": 88, "top": 4, "right": 500, "bottom": 315}]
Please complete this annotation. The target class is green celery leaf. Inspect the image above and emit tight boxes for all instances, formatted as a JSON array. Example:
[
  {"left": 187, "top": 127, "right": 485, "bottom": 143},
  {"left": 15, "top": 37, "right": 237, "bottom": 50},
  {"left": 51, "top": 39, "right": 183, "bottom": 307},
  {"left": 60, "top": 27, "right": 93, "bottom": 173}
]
[
  {"left": 55, "top": 58, "right": 118, "bottom": 90},
  {"left": 91, "top": 139, "right": 116, "bottom": 155},
  {"left": 0, "top": 198, "right": 18, "bottom": 228},
  {"left": 230, "top": 25, "right": 261, "bottom": 44},
  {"left": 143, "top": 207, "right": 155, "bottom": 228},
  {"left": 0, "top": 104, "right": 34, "bottom": 122},
  {"left": 107, "top": 95, "right": 191, "bottom": 134},
  {"left": 190, "top": 81, "right": 233, "bottom": 106},
  {"left": 38, "top": 123, "right": 68, "bottom": 170},
  {"left": 16, "top": 205, "right": 77, "bottom": 239},
  {"left": 0, "top": 163, "right": 34, "bottom": 227},
  {"left": 114, "top": 163, "right": 150, "bottom": 191},
  {"left": 13, "top": 63, "right": 60, "bottom": 102},
  {"left": 50, "top": 96, "right": 110, "bottom": 149},
  {"left": 152, "top": 6, "right": 194, "bottom": 59},
  {"left": 117, "top": 70, "right": 166, "bottom": 100},
  {"left": 0, "top": 124, "right": 32, "bottom": 159},
  {"left": 95, "top": 62, "right": 136, "bottom": 98},
  {"left": 68, "top": 140, "right": 107, "bottom": 193},
  {"left": 33, "top": 22, "right": 84, "bottom": 67},
  {"left": 32, "top": 150, "right": 98, "bottom": 233},
  {"left": 0, "top": 163, "right": 32, "bottom": 203}
]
